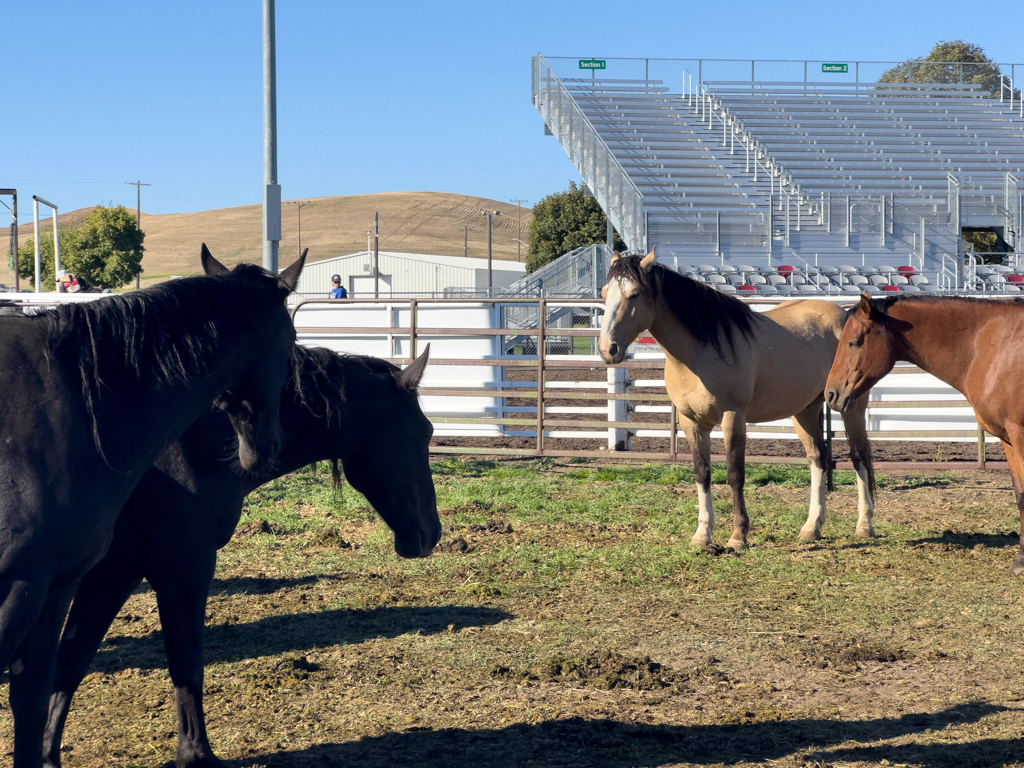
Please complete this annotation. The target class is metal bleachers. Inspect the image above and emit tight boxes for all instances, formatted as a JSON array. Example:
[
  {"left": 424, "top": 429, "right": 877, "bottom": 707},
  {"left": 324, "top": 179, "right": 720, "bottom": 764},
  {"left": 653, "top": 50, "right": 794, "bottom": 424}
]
[
  {"left": 707, "top": 81, "right": 1024, "bottom": 195},
  {"left": 532, "top": 54, "right": 1024, "bottom": 292}
]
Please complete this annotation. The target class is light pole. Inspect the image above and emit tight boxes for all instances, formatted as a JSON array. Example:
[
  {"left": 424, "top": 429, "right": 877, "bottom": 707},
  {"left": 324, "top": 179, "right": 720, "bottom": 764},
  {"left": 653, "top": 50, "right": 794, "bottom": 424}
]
[
  {"left": 510, "top": 199, "right": 527, "bottom": 261},
  {"left": 480, "top": 209, "right": 500, "bottom": 294},
  {"left": 288, "top": 200, "right": 309, "bottom": 259},
  {"left": 262, "top": 0, "right": 281, "bottom": 273}
]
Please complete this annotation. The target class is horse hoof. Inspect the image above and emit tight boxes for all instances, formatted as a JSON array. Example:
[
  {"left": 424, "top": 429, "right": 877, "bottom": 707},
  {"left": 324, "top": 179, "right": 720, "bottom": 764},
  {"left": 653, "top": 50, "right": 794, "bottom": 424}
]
[
  {"left": 798, "top": 528, "right": 821, "bottom": 542},
  {"left": 854, "top": 527, "right": 876, "bottom": 539},
  {"left": 690, "top": 533, "right": 712, "bottom": 548},
  {"left": 177, "top": 753, "right": 230, "bottom": 768},
  {"left": 1009, "top": 561, "right": 1024, "bottom": 577},
  {"left": 726, "top": 538, "right": 748, "bottom": 552}
]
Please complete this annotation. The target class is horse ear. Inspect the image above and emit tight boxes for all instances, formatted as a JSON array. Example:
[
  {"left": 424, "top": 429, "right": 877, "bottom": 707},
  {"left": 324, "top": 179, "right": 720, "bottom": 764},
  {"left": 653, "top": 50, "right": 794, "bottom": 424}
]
[
  {"left": 398, "top": 344, "right": 430, "bottom": 390},
  {"left": 201, "top": 244, "right": 230, "bottom": 276},
  {"left": 859, "top": 293, "right": 881, "bottom": 321},
  {"left": 610, "top": 251, "right": 621, "bottom": 264},
  {"left": 640, "top": 249, "right": 656, "bottom": 269},
  {"left": 278, "top": 248, "right": 307, "bottom": 293}
]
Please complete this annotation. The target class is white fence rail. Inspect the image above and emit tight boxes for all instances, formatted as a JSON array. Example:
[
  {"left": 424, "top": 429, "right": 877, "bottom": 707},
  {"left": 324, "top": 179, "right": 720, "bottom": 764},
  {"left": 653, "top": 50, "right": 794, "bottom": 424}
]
[{"left": 1, "top": 292, "right": 995, "bottom": 466}]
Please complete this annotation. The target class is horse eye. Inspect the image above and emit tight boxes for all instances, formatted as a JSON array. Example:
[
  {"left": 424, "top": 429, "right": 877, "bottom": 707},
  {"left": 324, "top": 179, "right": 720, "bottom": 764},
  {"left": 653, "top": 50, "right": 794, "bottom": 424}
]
[{"left": 848, "top": 339, "right": 861, "bottom": 348}]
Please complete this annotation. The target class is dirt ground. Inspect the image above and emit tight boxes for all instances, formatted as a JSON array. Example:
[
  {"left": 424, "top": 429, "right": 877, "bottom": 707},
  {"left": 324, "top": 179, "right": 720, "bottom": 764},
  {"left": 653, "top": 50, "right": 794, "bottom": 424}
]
[{"left": 3, "top": 461, "right": 1024, "bottom": 768}]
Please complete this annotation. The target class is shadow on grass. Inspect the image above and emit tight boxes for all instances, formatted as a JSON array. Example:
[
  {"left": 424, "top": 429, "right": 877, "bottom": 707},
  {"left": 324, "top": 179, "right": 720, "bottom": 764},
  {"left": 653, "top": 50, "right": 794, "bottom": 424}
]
[
  {"left": 92, "top": 605, "right": 509, "bottom": 674},
  {"left": 908, "top": 531, "right": 1020, "bottom": 550},
  {"left": 240, "top": 704, "right": 1011, "bottom": 768},
  {"left": 208, "top": 573, "right": 354, "bottom": 596}
]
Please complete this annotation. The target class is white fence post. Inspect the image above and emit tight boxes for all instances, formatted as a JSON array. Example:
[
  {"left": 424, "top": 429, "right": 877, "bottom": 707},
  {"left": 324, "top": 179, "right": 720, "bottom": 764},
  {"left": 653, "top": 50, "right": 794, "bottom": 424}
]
[{"left": 608, "top": 366, "right": 629, "bottom": 451}]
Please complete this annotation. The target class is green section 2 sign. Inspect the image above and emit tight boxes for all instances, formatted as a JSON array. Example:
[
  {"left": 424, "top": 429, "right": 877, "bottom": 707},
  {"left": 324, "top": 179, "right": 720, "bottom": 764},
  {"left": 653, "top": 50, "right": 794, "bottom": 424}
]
[
  {"left": 579, "top": 59, "right": 606, "bottom": 70},
  {"left": 822, "top": 63, "right": 849, "bottom": 73}
]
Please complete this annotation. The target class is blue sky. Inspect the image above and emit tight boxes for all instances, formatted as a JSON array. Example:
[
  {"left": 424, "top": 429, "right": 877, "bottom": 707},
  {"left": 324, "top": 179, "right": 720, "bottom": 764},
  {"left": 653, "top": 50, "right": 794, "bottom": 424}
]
[{"left": 5, "top": 0, "right": 1023, "bottom": 217}]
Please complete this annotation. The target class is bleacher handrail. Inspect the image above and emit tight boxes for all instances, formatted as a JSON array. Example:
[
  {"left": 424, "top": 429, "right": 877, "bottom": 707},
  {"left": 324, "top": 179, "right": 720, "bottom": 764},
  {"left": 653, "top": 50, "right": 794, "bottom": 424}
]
[{"left": 532, "top": 54, "right": 647, "bottom": 251}]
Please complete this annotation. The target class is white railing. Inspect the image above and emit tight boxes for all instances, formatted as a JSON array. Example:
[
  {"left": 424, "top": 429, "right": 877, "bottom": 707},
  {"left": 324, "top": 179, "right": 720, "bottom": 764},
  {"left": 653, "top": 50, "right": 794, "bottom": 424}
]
[
  {"left": 684, "top": 70, "right": 806, "bottom": 205},
  {"left": 532, "top": 55, "right": 646, "bottom": 251},
  {"left": 1000, "top": 75, "right": 1024, "bottom": 117}
]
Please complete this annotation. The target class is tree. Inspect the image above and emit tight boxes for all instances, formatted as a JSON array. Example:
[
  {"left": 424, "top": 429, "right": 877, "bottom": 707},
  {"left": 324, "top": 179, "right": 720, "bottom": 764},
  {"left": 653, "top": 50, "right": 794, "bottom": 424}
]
[
  {"left": 879, "top": 40, "right": 1006, "bottom": 96},
  {"left": 526, "top": 182, "right": 624, "bottom": 273},
  {"left": 74, "top": 205, "right": 145, "bottom": 290},
  {"left": 18, "top": 205, "right": 144, "bottom": 291}
]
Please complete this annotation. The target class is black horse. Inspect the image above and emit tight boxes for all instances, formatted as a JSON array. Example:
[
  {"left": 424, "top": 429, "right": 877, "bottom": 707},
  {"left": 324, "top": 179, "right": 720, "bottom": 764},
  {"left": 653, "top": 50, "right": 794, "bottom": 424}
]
[
  {"left": 0, "top": 246, "right": 304, "bottom": 768},
  {"left": 42, "top": 345, "right": 441, "bottom": 768}
]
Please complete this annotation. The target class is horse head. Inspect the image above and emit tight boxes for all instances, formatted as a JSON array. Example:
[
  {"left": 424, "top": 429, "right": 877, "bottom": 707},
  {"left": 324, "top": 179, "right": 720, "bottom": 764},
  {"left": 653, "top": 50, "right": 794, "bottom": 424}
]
[
  {"left": 826, "top": 293, "right": 902, "bottom": 413},
  {"left": 598, "top": 250, "right": 658, "bottom": 364},
  {"left": 205, "top": 245, "right": 306, "bottom": 471},
  {"left": 337, "top": 346, "right": 441, "bottom": 558}
]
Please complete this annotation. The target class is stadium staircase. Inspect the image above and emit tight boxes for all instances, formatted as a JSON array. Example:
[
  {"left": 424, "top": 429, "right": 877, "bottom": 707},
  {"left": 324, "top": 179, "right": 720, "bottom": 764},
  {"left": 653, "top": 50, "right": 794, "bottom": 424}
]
[{"left": 533, "top": 54, "right": 1024, "bottom": 292}]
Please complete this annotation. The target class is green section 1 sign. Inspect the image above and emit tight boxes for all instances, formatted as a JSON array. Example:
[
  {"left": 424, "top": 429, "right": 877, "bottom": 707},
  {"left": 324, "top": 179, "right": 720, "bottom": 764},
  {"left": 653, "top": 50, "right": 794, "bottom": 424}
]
[
  {"left": 579, "top": 59, "right": 606, "bottom": 70},
  {"left": 822, "top": 63, "right": 849, "bottom": 73}
]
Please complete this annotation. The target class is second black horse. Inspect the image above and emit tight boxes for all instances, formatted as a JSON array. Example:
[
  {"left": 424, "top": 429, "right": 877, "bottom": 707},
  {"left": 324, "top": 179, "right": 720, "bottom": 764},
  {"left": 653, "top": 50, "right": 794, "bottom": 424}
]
[{"left": 42, "top": 345, "right": 441, "bottom": 768}]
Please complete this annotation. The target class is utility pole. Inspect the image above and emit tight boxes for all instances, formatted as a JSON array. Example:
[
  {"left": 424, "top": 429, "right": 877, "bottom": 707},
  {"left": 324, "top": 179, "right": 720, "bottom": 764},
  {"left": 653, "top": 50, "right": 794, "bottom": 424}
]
[
  {"left": 125, "top": 180, "right": 150, "bottom": 289},
  {"left": 0, "top": 189, "right": 17, "bottom": 292},
  {"left": 262, "top": 0, "right": 281, "bottom": 273},
  {"left": 288, "top": 200, "right": 309, "bottom": 259},
  {"left": 510, "top": 199, "right": 527, "bottom": 261},
  {"left": 464, "top": 226, "right": 468, "bottom": 259},
  {"left": 373, "top": 211, "right": 379, "bottom": 298},
  {"left": 481, "top": 209, "right": 500, "bottom": 294}
]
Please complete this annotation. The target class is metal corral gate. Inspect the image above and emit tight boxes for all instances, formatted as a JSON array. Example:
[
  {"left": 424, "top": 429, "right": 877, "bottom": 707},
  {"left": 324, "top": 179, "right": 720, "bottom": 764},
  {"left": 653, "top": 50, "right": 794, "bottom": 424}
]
[{"left": 292, "top": 297, "right": 1001, "bottom": 470}]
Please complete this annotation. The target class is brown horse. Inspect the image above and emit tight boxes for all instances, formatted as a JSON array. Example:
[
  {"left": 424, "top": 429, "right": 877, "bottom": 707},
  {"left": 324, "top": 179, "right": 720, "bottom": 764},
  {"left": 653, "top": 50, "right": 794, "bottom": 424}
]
[
  {"left": 826, "top": 293, "right": 1024, "bottom": 574},
  {"left": 599, "top": 252, "right": 875, "bottom": 549}
]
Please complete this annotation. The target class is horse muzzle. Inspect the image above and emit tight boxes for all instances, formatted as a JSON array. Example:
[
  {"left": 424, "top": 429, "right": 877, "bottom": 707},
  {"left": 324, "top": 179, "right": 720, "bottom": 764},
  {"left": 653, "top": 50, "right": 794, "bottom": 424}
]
[
  {"left": 825, "top": 387, "right": 853, "bottom": 413},
  {"left": 394, "top": 518, "right": 442, "bottom": 559},
  {"left": 598, "top": 340, "right": 625, "bottom": 365}
]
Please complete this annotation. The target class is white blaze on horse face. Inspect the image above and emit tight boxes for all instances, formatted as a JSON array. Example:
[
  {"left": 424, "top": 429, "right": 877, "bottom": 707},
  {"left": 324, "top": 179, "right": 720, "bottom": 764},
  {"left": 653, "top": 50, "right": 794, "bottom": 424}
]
[{"left": 600, "top": 278, "right": 625, "bottom": 347}]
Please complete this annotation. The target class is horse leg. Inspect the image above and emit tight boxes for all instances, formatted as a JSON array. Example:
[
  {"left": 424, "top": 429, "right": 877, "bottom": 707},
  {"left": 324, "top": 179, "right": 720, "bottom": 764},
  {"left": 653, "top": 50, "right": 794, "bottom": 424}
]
[
  {"left": 9, "top": 581, "right": 77, "bottom": 768},
  {"left": 791, "top": 398, "right": 828, "bottom": 542},
  {"left": 843, "top": 393, "right": 876, "bottom": 538},
  {"left": 681, "top": 416, "right": 716, "bottom": 547},
  {"left": 722, "top": 411, "right": 750, "bottom": 551},
  {"left": 999, "top": 439, "right": 1024, "bottom": 576},
  {"left": 152, "top": 552, "right": 225, "bottom": 768},
  {"left": 44, "top": 567, "right": 143, "bottom": 768}
]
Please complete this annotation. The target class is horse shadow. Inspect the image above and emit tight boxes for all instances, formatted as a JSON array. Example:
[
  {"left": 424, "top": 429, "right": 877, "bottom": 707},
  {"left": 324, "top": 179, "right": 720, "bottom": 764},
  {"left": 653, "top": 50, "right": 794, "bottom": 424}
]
[
  {"left": 238, "top": 703, "right": 1012, "bottom": 768},
  {"left": 207, "top": 573, "right": 355, "bottom": 596},
  {"left": 907, "top": 531, "right": 1020, "bottom": 550},
  {"left": 91, "top": 605, "right": 509, "bottom": 674}
]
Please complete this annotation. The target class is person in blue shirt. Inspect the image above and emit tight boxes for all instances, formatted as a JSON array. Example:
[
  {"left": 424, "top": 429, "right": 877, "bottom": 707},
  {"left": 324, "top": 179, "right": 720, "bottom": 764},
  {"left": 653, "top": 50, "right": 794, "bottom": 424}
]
[{"left": 330, "top": 274, "right": 347, "bottom": 299}]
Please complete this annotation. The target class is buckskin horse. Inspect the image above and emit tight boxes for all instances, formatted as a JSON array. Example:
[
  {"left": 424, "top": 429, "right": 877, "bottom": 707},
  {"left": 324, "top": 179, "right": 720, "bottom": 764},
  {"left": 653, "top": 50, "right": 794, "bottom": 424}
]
[
  {"left": 826, "top": 293, "right": 1024, "bottom": 574},
  {"left": 598, "top": 252, "right": 875, "bottom": 549},
  {"left": 42, "top": 345, "right": 441, "bottom": 767},
  {"left": 0, "top": 246, "right": 304, "bottom": 768}
]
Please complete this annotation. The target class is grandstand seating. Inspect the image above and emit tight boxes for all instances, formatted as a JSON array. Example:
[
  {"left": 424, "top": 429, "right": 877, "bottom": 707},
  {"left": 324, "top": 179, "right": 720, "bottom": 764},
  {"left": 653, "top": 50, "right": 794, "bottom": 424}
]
[{"left": 534, "top": 55, "right": 1024, "bottom": 294}]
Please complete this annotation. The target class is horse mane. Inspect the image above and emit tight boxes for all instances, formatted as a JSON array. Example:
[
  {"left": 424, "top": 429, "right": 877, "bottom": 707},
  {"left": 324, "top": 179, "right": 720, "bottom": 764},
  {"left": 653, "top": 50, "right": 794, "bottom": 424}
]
[
  {"left": 288, "top": 344, "right": 411, "bottom": 490},
  {"left": 871, "top": 293, "right": 1024, "bottom": 315},
  {"left": 606, "top": 256, "right": 759, "bottom": 360},
  {"left": 43, "top": 264, "right": 287, "bottom": 462}
]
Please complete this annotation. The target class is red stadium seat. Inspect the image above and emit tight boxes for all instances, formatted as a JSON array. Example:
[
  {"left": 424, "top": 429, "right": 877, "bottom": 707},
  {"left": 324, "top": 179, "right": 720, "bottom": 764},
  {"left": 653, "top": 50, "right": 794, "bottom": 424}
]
[
  {"left": 737, "top": 284, "right": 756, "bottom": 292},
  {"left": 881, "top": 284, "right": 901, "bottom": 292},
  {"left": 777, "top": 264, "right": 796, "bottom": 275},
  {"left": 1008, "top": 274, "right": 1024, "bottom": 284},
  {"left": 897, "top": 265, "right": 917, "bottom": 276}
]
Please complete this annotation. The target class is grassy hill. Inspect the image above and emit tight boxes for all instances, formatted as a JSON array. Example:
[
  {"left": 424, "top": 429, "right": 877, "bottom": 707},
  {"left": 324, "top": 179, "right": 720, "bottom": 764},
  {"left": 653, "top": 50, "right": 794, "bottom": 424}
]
[{"left": 16, "top": 191, "right": 533, "bottom": 285}]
